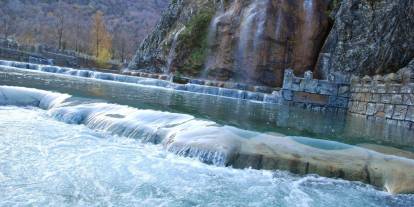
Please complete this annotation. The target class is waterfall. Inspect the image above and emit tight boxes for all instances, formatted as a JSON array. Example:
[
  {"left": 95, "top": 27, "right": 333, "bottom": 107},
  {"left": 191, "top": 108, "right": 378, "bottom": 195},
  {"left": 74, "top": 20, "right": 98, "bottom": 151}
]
[
  {"left": 235, "top": 0, "right": 269, "bottom": 82},
  {"left": 202, "top": 0, "right": 226, "bottom": 78},
  {"left": 302, "top": 0, "right": 314, "bottom": 71},
  {"left": 166, "top": 26, "right": 186, "bottom": 74}
]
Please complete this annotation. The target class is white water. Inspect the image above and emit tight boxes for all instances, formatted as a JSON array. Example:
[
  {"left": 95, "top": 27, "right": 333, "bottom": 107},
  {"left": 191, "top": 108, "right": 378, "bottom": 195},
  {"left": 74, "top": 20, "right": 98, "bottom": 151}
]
[
  {"left": 166, "top": 27, "right": 186, "bottom": 74},
  {"left": 236, "top": 0, "right": 269, "bottom": 82},
  {"left": 1, "top": 106, "right": 413, "bottom": 206}
]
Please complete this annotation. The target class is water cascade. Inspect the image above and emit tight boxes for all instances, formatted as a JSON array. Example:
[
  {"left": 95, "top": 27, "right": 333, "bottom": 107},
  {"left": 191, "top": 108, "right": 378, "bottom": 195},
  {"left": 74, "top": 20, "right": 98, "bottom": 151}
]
[
  {"left": 202, "top": 0, "right": 332, "bottom": 86},
  {"left": 166, "top": 26, "right": 186, "bottom": 74},
  {"left": 1, "top": 85, "right": 414, "bottom": 194},
  {"left": 236, "top": 0, "right": 270, "bottom": 83}
]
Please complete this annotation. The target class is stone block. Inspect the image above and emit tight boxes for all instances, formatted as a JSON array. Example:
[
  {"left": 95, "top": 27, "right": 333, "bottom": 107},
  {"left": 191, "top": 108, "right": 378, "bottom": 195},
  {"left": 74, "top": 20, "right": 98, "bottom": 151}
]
[
  {"left": 357, "top": 93, "right": 365, "bottom": 101},
  {"left": 350, "top": 84, "right": 362, "bottom": 92},
  {"left": 371, "top": 94, "right": 381, "bottom": 102},
  {"left": 304, "top": 71, "right": 313, "bottom": 80},
  {"left": 282, "top": 69, "right": 294, "bottom": 89},
  {"left": 282, "top": 89, "right": 293, "bottom": 101},
  {"left": 403, "top": 94, "right": 414, "bottom": 105},
  {"left": 335, "top": 97, "right": 349, "bottom": 108},
  {"left": 375, "top": 111, "right": 386, "bottom": 118},
  {"left": 366, "top": 103, "right": 376, "bottom": 115},
  {"left": 328, "top": 96, "right": 343, "bottom": 108},
  {"left": 385, "top": 104, "right": 394, "bottom": 118},
  {"left": 348, "top": 100, "right": 354, "bottom": 110},
  {"left": 292, "top": 91, "right": 329, "bottom": 105},
  {"left": 356, "top": 102, "right": 368, "bottom": 114},
  {"left": 391, "top": 94, "right": 403, "bottom": 105},
  {"left": 392, "top": 105, "right": 408, "bottom": 120},
  {"left": 397, "top": 120, "right": 411, "bottom": 128},
  {"left": 338, "top": 85, "right": 350, "bottom": 97},
  {"left": 400, "top": 85, "right": 413, "bottom": 93},
  {"left": 318, "top": 81, "right": 337, "bottom": 95},
  {"left": 291, "top": 82, "right": 300, "bottom": 91},
  {"left": 304, "top": 80, "right": 319, "bottom": 93},
  {"left": 375, "top": 104, "right": 385, "bottom": 113},
  {"left": 386, "top": 84, "right": 401, "bottom": 93},
  {"left": 376, "top": 84, "right": 386, "bottom": 93},
  {"left": 350, "top": 93, "right": 357, "bottom": 100},
  {"left": 361, "top": 86, "right": 370, "bottom": 93},
  {"left": 362, "top": 93, "right": 372, "bottom": 102},
  {"left": 406, "top": 106, "right": 414, "bottom": 122},
  {"left": 381, "top": 94, "right": 392, "bottom": 104}
]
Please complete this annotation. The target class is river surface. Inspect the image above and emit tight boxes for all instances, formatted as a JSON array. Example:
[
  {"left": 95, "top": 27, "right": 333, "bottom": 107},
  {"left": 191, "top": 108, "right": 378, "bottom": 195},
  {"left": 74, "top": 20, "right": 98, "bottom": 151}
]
[
  {"left": 0, "top": 63, "right": 414, "bottom": 206},
  {"left": 0, "top": 107, "right": 413, "bottom": 207}
]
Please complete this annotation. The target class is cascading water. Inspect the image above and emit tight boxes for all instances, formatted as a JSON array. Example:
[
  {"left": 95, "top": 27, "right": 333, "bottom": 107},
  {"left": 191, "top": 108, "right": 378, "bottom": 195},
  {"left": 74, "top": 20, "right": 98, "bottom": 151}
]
[
  {"left": 203, "top": 0, "right": 227, "bottom": 78},
  {"left": 2, "top": 106, "right": 414, "bottom": 206},
  {"left": 166, "top": 26, "right": 186, "bottom": 74},
  {"left": 235, "top": 0, "right": 270, "bottom": 82},
  {"left": 1, "top": 85, "right": 414, "bottom": 196},
  {"left": 198, "top": 0, "right": 333, "bottom": 86},
  {"left": 302, "top": 0, "right": 315, "bottom": 71}
]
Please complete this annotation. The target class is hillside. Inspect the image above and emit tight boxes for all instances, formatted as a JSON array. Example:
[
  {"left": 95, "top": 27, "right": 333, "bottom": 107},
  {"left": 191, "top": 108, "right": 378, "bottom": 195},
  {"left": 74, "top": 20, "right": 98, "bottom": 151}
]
[{"left": 0, "top": 0, "right": 169, "bottom": 61}]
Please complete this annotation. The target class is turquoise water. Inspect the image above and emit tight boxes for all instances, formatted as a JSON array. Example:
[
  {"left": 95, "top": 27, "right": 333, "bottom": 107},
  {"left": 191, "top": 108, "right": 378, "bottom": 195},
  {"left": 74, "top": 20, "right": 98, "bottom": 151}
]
[
  {"left": 0, "top": 63, "right": 414, "bottom": 206},
  {"left": 1, "top": 106, "right": 413, "bottom": 207},
  {"left": 1, "top": 65, "right": 413, "bottom": 150}
]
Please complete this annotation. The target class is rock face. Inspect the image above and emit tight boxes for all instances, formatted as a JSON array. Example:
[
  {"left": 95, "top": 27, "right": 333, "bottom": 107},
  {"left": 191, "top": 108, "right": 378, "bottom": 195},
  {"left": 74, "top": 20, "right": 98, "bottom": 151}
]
[
  {"left": 130, "top": 0, "right": 414, "bottom": 87},
  {"left": 316, "top": 0, "right": 414, "bottom": 81},
  {"left": 129, "top": 0, "right": 333, "bottom": 87},
  {"left": 128, "top": 0, "right": 216, "bottom": 75},
  {"left": 204, "top": 0, "right": 332, "bottom": 86}
]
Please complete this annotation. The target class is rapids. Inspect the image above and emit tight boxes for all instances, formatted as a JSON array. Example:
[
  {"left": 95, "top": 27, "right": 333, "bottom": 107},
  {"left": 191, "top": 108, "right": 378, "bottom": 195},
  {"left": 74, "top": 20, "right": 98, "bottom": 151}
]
[
  {"left": 1, "top": 86, "right": 414, "bottom": 195},
  {"left": 1, "top": 104, "right": 414, "bottom": 206}
]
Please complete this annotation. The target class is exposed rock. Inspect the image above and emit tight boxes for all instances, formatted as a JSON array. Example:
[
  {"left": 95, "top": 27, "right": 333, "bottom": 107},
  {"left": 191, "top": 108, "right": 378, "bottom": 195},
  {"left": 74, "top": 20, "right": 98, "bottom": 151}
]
[
  {"left": 128, "top": 0, "right": 216, "bottom": 74},
  {"left": 130, "top": 0, "right": 333, "bottom": 87},
  {"left": 316, "top": 0, "right": 414, "bottom": 80}
]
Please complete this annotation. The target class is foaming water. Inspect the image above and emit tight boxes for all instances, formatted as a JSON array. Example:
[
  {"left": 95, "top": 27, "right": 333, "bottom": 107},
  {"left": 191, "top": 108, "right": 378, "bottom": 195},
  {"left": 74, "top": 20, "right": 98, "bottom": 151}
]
[{"left": 1, "top": 107, "right": 413, "bottom": 206}]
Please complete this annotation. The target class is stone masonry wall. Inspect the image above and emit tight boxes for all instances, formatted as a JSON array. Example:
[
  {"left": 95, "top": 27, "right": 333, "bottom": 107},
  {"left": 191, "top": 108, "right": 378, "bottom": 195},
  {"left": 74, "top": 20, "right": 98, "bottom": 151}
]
[
  {"left": 281, "top": 69, "right": 350, "bottom": 111},
  {"left": 348, "top": 68, "right": 414, "bottom": 129}
]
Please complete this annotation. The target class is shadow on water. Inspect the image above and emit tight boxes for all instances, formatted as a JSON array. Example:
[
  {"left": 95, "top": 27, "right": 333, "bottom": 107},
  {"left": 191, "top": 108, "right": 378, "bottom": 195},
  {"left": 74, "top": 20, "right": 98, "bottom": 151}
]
[{"left": 1, "top": 67, "right": 413, "bottom": 151}]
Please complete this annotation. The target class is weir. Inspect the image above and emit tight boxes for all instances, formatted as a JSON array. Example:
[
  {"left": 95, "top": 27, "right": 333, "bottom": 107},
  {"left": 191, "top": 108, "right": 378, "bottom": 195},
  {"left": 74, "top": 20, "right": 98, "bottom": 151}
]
[
  {"left": 1, "top": 85, "right": 414, "bottom": 194},
  {"left": 0, "top": 60, "right": 413, "bottom": 148}
]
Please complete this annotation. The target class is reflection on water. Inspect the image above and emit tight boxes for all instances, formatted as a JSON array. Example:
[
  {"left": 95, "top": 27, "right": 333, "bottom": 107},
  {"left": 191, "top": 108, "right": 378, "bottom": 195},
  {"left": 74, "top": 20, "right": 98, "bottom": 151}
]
[{"left": 0, "top": 66, "right": 413, "bottom": 150}]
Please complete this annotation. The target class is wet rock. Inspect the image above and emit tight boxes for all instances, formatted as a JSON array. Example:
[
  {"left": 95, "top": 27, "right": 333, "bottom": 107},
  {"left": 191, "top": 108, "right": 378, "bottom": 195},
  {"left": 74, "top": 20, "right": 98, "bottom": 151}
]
[{"left": 130, "top": 0, "right": 333, "bottom": 87}]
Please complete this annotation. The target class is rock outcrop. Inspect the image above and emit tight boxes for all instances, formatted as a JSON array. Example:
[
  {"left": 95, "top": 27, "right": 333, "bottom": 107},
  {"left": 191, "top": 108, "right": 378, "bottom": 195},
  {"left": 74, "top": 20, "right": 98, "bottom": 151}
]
[
  {"left": 316, "top": 0, "right": 414, "bottom": 81},
  {"left": 130, "top": 0, "right": 333, "bottom": 87},
  {"left": 129, "top": 0, "right": 414, "bottom": 87}
]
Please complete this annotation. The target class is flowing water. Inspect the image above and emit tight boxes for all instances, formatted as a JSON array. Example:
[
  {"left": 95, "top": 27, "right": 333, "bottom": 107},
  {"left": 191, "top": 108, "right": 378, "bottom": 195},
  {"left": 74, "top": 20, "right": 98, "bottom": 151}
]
[
  {"left": 1, "top": 61, "right": 414, "bottom": 206},
  {"left": 1, "top": 104, "right": 413, "bottom": 206},
  {"left": 166, "top": 27, "right": 186, "bottom": 74},
  {"left": 236, "top": 0, "right": 269, "bottom": 82}
]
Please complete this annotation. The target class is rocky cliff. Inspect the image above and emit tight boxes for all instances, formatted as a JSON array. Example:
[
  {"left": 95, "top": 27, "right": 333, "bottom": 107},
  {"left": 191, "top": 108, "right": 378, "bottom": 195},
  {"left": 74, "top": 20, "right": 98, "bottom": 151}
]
[
  {"left": 129, "top": 0, "right": 414, "bottom": 87},
  {"left": 316, "top": 0, "right": 414, "bottom": 82}
]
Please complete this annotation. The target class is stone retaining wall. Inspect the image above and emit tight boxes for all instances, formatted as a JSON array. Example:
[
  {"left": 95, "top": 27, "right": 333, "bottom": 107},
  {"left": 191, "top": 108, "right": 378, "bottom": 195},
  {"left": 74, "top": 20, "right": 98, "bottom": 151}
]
[
  {"left": 348, "top": 67, "right": 414, "bottom": 128},
  {"left": 281, "top": 69, "right": 350, "bottom": 111}
]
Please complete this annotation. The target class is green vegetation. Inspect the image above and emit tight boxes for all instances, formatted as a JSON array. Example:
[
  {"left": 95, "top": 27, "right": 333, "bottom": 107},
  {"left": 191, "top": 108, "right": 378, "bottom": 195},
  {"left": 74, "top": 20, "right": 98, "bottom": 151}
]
[{"left": 175, "top": 9, "right": 214, "bottom": 76}]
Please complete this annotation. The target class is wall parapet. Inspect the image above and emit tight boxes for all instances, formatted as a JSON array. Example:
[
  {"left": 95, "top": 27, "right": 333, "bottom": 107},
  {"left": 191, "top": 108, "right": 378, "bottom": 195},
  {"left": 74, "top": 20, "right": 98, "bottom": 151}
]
[{"left": 281, "top": 69, "right": 350, "bottom": 110}]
